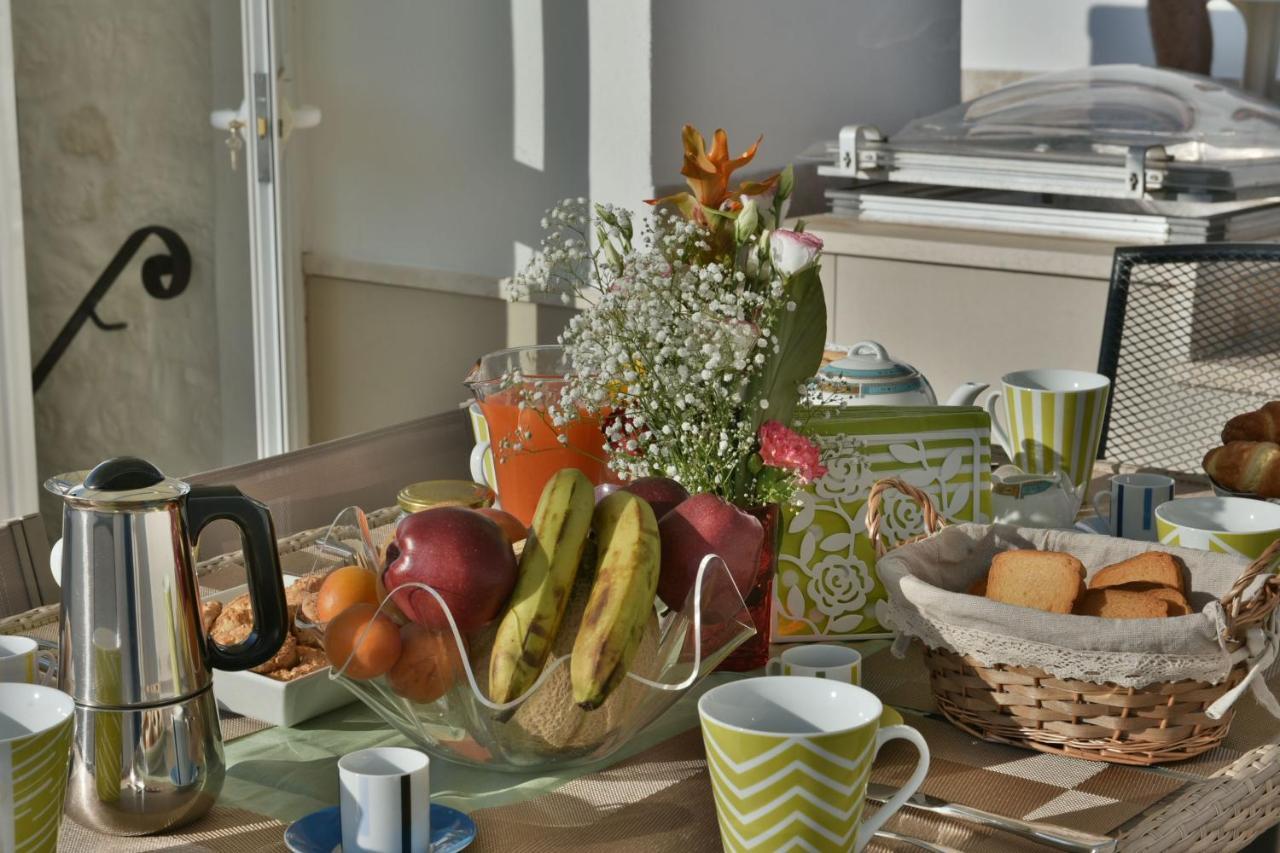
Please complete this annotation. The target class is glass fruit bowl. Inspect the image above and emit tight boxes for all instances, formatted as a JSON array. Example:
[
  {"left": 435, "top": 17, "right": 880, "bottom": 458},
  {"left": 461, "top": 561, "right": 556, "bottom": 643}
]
[{"left": 303, "top": 507, "right": 754, "bottom": 772}]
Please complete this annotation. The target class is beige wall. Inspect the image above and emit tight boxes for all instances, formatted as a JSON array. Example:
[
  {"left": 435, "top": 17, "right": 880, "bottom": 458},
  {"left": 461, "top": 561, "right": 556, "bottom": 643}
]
[
  {"left": 14, "top": 0, "right": 226, "bottom": 528},
  {"left": 807, "top": 216, "right": 1117, "bottom": 406},
  {"left": 293, "top": 0, "right": 589, "bottom": 281},
  {"left": 305, "top": 263, "right": 575, "bottom": 443},
  {"left": 831, "top": 256, "right": 1110, "bottom": 404}
]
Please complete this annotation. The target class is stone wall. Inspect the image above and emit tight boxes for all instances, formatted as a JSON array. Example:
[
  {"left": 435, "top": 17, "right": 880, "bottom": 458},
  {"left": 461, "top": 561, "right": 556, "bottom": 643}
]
[{"left": 13, "top": 0, "right": 223, "bottom": 526}]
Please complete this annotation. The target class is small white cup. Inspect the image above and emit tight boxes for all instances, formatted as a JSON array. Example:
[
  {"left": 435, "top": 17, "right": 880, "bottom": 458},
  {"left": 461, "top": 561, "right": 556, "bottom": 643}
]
[
  {"left": 339, "top": 746, "right": 431, "bottom": 853},
  {"left": 1091, "top": 473, "right": 1175, "bottom": 541},
  {"left": 0, "top": 636, "right": 55, "bottom": 685},
  {"left": 767, "top": 643, "right": 861, "bottom": 685}
]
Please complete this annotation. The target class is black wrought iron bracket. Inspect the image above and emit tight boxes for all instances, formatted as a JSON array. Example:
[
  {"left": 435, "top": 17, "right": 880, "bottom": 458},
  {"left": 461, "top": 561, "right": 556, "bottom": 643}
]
[{"left": 32, "top": 226, "right": 191, "bottom": 392}]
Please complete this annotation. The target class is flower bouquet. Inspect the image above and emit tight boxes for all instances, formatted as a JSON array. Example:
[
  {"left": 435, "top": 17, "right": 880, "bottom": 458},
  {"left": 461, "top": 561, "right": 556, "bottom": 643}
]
[{"left": 504, "top": 126, "right": 830, "bottom": 666}]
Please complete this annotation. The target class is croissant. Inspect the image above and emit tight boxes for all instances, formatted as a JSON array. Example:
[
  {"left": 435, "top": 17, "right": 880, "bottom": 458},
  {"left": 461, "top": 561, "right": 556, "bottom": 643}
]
[
  {"left": 1203, "top": 441, "right": 1280, "bottom": 497},
  {"left": 1223, "top": 401, "right": 1280, "bottom": 444}
]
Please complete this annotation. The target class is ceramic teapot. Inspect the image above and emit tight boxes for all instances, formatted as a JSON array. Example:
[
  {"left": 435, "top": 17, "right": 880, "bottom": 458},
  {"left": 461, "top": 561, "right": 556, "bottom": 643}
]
[{"left": 815, "top": 341, "right": 987, "bottom": 407}]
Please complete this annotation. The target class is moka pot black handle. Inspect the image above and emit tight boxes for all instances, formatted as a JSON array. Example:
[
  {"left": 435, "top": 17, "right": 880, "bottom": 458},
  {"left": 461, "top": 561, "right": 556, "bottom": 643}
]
[{"left": 186, "top": 485, "right": 288, "bottom": 671}]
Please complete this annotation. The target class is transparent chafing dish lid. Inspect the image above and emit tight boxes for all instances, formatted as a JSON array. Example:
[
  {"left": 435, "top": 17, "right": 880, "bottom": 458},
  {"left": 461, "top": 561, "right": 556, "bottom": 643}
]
[
  {"left": 896, "top": 65, "right": 1280, "bottom": 163},
  {"left": 809, "top": 65, "right": 1280, "bottom": 200}
]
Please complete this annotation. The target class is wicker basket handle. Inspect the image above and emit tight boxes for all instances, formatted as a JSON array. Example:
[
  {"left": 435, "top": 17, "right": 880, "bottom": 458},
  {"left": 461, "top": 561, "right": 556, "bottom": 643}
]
[
  {"left": 1219, "top": 535, "right": 1280, "bottom": 636},
  {"left": 865, "top": 477, "right": 946, "bottom": 558}
]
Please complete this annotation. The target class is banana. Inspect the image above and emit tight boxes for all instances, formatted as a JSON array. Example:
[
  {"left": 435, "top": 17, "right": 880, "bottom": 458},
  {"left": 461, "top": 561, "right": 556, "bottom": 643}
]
[
  {"left": 571, "top": 491, "right": 660, "bottom": 710},
  {"left": 488, "top": 468, "right": 595, "bottom": 704}
]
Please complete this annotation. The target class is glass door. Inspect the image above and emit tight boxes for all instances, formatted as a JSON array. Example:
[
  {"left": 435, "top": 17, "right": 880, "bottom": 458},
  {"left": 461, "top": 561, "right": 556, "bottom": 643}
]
[{"left": 7, "top": 0, "right": 297, "bottom": 530}]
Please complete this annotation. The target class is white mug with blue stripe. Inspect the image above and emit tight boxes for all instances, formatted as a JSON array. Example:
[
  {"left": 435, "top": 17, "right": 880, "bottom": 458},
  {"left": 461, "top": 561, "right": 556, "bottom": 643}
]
[
  {"left": 1092, "top": 473, "right": 1175, "bottom": 541},
  {"left": 339, "top": 747, "right": 430, "bottom": 852}
]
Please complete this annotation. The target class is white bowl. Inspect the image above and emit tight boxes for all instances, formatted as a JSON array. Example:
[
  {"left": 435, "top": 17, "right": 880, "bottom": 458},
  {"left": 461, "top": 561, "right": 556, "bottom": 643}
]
[
  {"left": 1155, "top": 496, "right": 1280, "bottom": 559},
  {"left": 206, "top": 578, "right": 355, "bottom": 727}
]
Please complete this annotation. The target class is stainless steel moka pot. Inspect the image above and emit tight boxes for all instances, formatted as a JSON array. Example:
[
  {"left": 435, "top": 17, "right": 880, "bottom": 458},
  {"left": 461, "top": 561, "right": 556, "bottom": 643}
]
[{"left": 47, "top": 457, "right": 288, "bottom": 835}]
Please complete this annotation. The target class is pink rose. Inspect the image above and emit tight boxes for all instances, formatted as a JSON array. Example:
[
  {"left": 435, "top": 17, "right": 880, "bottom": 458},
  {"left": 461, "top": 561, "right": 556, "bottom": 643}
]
[
  {"left": 769, "top": 229, "right": 823, "bottom": 275},
  {"left": 758, "top": 420, "right": 827, "bottom": 482}
]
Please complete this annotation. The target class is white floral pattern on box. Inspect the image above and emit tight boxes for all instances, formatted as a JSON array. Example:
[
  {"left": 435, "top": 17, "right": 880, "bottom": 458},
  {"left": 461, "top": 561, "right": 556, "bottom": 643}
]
[{"left": 773, "top": 409, "right": 991, "bottom": 641}]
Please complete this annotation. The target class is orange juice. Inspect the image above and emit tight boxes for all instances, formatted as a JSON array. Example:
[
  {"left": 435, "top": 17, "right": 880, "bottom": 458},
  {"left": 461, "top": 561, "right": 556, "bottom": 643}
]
[{"left": 478, "top": 387, "right": 613, "bottom": 526}]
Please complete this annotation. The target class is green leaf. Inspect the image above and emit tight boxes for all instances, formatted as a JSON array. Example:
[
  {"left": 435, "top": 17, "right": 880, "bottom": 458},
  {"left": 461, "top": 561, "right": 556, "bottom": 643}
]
[
  {"left": 777, "top": 164, "right": 795, "bottom": 201},
  {"left": 745, "top": 264, "right": 827, "bottom": 435},
  {"left": 701, "top": 203, "right": 734, "bottom": 222}
]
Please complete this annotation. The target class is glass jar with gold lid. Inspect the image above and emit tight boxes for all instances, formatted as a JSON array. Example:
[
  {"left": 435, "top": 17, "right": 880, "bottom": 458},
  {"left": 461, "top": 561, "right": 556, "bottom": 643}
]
[{"left": 396, "top": 480, "right": 495, "bottom": 519}]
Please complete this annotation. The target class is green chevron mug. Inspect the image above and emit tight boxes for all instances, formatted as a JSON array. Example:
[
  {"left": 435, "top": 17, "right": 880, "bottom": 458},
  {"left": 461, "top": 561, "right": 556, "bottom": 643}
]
[{"left": 699, "top": 677, "right": 929, "bottom": 853}]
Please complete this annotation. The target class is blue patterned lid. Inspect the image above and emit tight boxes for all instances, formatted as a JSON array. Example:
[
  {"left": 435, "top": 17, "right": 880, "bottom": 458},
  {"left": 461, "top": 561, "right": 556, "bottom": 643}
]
[{"left": 819, "top": 341, "right": 921, "bottom": 384}]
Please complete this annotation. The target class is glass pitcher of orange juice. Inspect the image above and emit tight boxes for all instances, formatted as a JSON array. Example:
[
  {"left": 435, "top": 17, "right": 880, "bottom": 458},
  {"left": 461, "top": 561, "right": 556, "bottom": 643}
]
[{"left": 465, "top": 345, "right": 614, "bottom": 526}]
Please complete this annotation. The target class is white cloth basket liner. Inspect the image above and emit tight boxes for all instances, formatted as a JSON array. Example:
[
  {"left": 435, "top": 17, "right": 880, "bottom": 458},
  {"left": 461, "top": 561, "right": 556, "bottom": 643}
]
[{"left": 875, "top": 523, "right": 1276, "bottom": 691}]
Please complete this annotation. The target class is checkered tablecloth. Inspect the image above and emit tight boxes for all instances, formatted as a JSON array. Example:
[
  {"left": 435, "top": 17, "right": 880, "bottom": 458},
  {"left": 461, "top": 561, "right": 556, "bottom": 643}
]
[{"left": 467, "top": 642, "right": 1280, "bottom": 852}]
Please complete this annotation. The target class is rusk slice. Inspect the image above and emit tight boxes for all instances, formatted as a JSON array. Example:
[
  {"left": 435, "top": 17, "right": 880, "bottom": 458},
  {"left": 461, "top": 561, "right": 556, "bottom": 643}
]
[
  {"left": 986, "top": 550, "right": 1086, "bottom": 614},
  {"left": 1075, "top": 588, "right": 1170, "bottom": 619},
  {"left": 1089, "top": 552, "right": 1186, "bottom": 594},
  {"left": 1110, "top": 582, "right": 1192, "bottom": 616}
]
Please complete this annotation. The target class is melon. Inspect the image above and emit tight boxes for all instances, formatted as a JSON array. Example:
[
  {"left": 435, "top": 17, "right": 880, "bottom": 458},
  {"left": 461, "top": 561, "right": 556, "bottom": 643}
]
[{"left": 470, "top": 574, "right": 662, "bottom": 756}]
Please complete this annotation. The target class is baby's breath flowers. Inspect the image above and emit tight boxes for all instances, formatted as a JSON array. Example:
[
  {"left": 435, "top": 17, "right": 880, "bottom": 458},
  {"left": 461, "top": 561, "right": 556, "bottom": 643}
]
[{"left": 502, "top": 127, "right": 828, "bottom": 508}]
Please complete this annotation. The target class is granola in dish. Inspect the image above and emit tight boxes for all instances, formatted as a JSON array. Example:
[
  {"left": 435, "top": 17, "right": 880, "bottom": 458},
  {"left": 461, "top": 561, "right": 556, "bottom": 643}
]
[
  {"left": 265, "top": 645, "right": 327, "bottom": 681},
  {"left": 287, "top": 571, "right": 327, "bottom": 625},
  {"left": 207, "top": 570, "right": 333, "bottom": 682},
  {"left": 200, "top": 600, "right": 223, "bottom": 634},
  {"left": 252, "top": 632, "right": 299, "bottom": 674}
]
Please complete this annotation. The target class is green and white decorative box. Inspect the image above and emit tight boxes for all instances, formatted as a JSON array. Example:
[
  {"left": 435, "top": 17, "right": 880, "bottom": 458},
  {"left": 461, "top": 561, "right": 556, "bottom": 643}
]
[{"left": 773, "top": 406, "right": 991, "bottom": 641}]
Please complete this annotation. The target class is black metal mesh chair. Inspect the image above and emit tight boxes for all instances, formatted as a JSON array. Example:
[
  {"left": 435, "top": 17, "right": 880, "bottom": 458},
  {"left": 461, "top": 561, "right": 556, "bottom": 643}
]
[{"left": 1097, "top": 244, "right": 1280, "bottom": 475}]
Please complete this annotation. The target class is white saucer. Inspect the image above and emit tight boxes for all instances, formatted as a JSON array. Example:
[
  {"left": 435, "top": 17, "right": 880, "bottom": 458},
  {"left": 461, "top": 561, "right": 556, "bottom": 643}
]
[{"left": 1074, "top": 516, "right": 1108, "bottom": 535}]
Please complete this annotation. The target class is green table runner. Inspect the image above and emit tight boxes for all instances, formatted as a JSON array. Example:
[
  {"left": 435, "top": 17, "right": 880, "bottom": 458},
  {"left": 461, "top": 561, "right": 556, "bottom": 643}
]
[{"left": 220, "top": 669, "right": 777, "bottom": 823}]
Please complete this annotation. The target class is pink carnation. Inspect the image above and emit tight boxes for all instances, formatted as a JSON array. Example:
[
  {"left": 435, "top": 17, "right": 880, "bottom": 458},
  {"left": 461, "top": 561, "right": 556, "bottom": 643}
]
[{"left": 758, "top": 421, "right": 827, "bottom": 482}]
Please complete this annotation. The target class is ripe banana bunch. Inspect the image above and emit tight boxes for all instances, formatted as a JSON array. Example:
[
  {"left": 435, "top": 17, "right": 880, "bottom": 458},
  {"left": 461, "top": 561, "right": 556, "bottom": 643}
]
[
  {"left": 487, "top": 469, "right": 594, "bottom": 704},
  {"left": 571, "top": 491, "right": 660, "bottom": 710}
]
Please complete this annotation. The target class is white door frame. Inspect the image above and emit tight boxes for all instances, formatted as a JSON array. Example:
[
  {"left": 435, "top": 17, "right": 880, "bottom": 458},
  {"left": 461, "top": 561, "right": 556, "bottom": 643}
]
[
  {"left": 0, "top": 0, "right": 38, "bottom": 520},
  {"left": 241, "top": 0, "right": 293, "bottom": 459}
]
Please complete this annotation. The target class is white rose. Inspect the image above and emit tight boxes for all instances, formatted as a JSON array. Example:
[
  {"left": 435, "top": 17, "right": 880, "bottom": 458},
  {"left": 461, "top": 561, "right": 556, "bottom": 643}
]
[{"left": 770, "top": 229, "right": 823, "bottom": 275}]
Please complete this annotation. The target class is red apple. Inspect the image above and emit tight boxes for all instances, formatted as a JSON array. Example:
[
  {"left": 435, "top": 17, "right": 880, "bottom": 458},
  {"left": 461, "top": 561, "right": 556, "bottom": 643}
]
[
  {"left": 657, "top": 493, "right": 763, "bottom": 610},
  {"left": 622, "top": 476, "right": 690, "bottom": 521},
  {"left": 384, "top": 508, "right": 518, "bottom": 634}
]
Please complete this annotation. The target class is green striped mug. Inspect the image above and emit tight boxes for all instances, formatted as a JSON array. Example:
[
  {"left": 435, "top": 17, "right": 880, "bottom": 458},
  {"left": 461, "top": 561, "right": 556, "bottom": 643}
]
[
  {"left": 699, "top": 677, "right": 929, "bottom": 852},
  {"left": 0, "top": 684, "right": 75, "bottom": 853},
  {"left": 986, "top": 369, "right": 1110, "bottom": 494}
]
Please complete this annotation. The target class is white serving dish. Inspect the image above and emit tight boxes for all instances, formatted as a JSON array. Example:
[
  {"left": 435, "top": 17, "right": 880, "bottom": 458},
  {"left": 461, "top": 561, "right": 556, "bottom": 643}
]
[{"left": 205, "top": 577, "right": 355, "bottom": 727}]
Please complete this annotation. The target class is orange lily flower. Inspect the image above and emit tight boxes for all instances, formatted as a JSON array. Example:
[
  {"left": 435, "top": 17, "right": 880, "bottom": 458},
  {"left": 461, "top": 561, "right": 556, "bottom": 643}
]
[{"left": 647, "top": 126, "right": 780, "bottom": 224}]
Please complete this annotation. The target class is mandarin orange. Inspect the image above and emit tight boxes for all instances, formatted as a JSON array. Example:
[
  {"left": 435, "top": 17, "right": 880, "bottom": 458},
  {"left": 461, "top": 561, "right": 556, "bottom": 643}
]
[
  {"left": 323, "top": 603, "right": 401, "bottom": 680},
  {"left": 387, "top": 622, "right": 464, "bottom": 703},
  {"left": 316, "top": 565, "right": 378, "bottom": 623}
]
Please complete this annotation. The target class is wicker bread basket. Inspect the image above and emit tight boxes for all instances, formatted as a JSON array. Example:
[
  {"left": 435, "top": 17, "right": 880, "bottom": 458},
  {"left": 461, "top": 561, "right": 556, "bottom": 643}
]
[{"left": 866, "top": 477, "right": 1280, "bottom": 766}]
